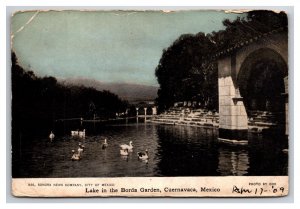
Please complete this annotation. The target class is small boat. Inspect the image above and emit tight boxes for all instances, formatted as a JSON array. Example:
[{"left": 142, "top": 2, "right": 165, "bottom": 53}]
[
  {"left": 102, "top": 138, "right": 108, "bottom": 149},
  {"left": 120, "top": 141, "right": 133, "bottom": 150},
  {"left": 137, "top": 149, "right": 149, "bottom": 160},
  {"left": 120, "top": 149, "right": 129, "bottom": 156},
  {"left": 49, "top": 131, "right": 55, "bottom": 142}
]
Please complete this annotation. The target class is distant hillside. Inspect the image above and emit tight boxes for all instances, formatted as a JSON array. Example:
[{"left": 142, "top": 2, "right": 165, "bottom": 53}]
[{"left": 60, "top": 78, "right": 158, "bottom": 102}]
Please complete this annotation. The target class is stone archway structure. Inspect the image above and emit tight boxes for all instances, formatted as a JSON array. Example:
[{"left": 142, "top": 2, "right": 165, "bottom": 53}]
[
  {"left": 217, "top": 30, "right": 288, "bottom": 141},
  {"left": 131, "top": 101, "right": 157, "bottom": 117},
  {"left": 238, "top": 48, "right": 287, "bottom": 113}
]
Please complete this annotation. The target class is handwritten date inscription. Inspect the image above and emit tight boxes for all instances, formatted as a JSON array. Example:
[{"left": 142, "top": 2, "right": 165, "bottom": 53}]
[{"left": 232, "top": 185, "right": 285, "bottom": 196}]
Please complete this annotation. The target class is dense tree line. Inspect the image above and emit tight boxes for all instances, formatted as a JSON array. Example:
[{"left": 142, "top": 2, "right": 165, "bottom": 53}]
[
  {"left": 155, "top": 10, "right": 287, "bottom": 112},
  {"left": 155, "top": 33, "right": 218, "bottom": 111},
  {"left": 12, "top": 52, "right": 128, "bottom": 135}
]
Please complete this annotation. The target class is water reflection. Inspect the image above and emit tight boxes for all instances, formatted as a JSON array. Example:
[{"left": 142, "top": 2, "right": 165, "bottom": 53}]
[
  {"left": 155, "top": 125, "right": 219, "bottom": 176},
  {"left": 247, "top": 134, "right": 288, "bottom": 176},
  {"left": 217, "top": 148, "right": 249, "bottom": 176},
  {"left": 12, "top": 122, "right": 288, "bottom": 178}
]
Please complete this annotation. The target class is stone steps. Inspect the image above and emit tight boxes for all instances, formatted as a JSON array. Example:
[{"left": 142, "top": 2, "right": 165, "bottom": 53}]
[
  {"left": 150, "top": 108, "right": 219, "bottom": 128},
  {"left": 247, "top": 111, "right": 285, "bottom": 133},
  {"left": 150, "top": 108, "right": 283, "bottom": 133}
]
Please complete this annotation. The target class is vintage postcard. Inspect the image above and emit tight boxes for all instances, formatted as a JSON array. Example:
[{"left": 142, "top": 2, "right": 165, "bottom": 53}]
[{"left": 11, "top": 9, "right": 289, "bottom": 197}]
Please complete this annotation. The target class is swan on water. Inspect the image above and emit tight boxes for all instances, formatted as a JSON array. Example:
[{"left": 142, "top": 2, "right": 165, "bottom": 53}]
[
  {"left": 49, "top": 131, "right": 55, "bottom": 142},
  {"left": 71, "top": 130, "right": 79, "bottom": 136},
  {"left": 71, "top": 150, "right": 81, "bottom": 161},
  {"left": 79, "top": 129, "right": 86, "bottom": 137},
  {"left": 120, "top": 149, "right": 129, "bottom": 156},
  {"left": 120, "top": 141, "right": 133, "bottom": 150},
  {"left": 78, "top": 143, "right": 84, "bottom": 156},
  {"left": 102, "top": 138, "right": 108, "bottom": 149},
  {"left": 137, "top": 149, "right": 149, "bottom": 160}
]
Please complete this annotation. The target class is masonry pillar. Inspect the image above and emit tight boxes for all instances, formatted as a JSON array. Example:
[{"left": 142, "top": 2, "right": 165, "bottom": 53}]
[
  {"left": 218, "top": 56, "right": 248, "bottom": 143},
  {"left": 152, "top": 107, "right": 157, "bottom": 115}
]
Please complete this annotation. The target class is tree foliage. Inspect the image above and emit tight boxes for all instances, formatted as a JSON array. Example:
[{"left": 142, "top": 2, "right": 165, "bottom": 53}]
[
  {"left": 210, "top": 10, "right": 287, "bottom": 53},
  {"left": 155, "top": 10, "right": 288, "bottom": 112},
  {"left": 12, "top": 52, "right": 128, "bottom": 135},
  {"left": 155, "top": 33, "right": 218, "bottom": 111}
]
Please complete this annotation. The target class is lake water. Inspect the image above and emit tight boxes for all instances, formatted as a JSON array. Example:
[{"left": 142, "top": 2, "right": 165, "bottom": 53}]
[{"left": 12, "top": 119, "right": 288, "bottom": 177}]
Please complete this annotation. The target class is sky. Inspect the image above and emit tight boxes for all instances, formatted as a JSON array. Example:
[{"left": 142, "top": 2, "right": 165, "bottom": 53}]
[{"left": 11, "top": 10, "right": 243, "bottom": 86}]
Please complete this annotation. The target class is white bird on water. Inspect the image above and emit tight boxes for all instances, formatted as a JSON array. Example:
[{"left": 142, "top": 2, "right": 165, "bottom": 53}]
[
  {"left": 120, "top": 141, "right": 133, "bottom": 151},
  {"left": 49, "top": 131, "right": 55, "bottom": 142},
  {"left": 71, "top": 130, "right": 79, "bottom": 136},
  {"left": 79, "top": 129, "right": 86, "bottom": 138},
  {"left": 71, "top": 150, "right": 80, "bottom": 161},
  {"left": 137, "top": 149, "right": 149, "bottom": 160},
  {"left": 102, "top": 138, "right": 108, "bottom": 149},
  {"left": 78, "top": 143, "right": 84, "bottom": 156},
  {"left": 120, "top": 149, "right": 129, "bottom": 156}
]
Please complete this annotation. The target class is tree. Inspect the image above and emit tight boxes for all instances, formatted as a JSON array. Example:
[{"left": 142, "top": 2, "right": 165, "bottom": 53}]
[
  {"left": 155, "top": 10, "right": 287, "bottom": 112},
  {"left": 210, "top": 10, "right": 287, "bottom": 53},
  {"left": 155, "top": 33, "right": 218, "bottom": 111},
  {"left": 11, "top": 51, "right": 129, "bottom": 136}
]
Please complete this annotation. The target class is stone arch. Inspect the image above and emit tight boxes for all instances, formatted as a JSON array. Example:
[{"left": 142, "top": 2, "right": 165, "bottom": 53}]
[
  {"left": 237, "top": 47, "right": 287, "bottom": 127},
  {"left": 238, "top": 48, "right": 288, "bottom": 83},
  {"left": 146, "top": 107, "right": 152, "bottom": 115},
  {"left": 138, "top": 107, "right": 145, "bottom": 115},
  {"left": 127, "top": 106, "right": 137, "bottom": 117},
  {"left": 235, "top": 33, "right": 288, "bottom": 77},
  {"left": 218, "top": 33, "right": 289, "bottom": 139}
]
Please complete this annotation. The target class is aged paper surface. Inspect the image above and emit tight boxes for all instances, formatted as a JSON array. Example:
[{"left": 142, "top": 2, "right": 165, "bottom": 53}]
[
  {"left": 12, "top": 177, "right": 288, "bottom": 197},
  {"left": 11, "top": 10, "right": 289, "bottom": 197}
]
